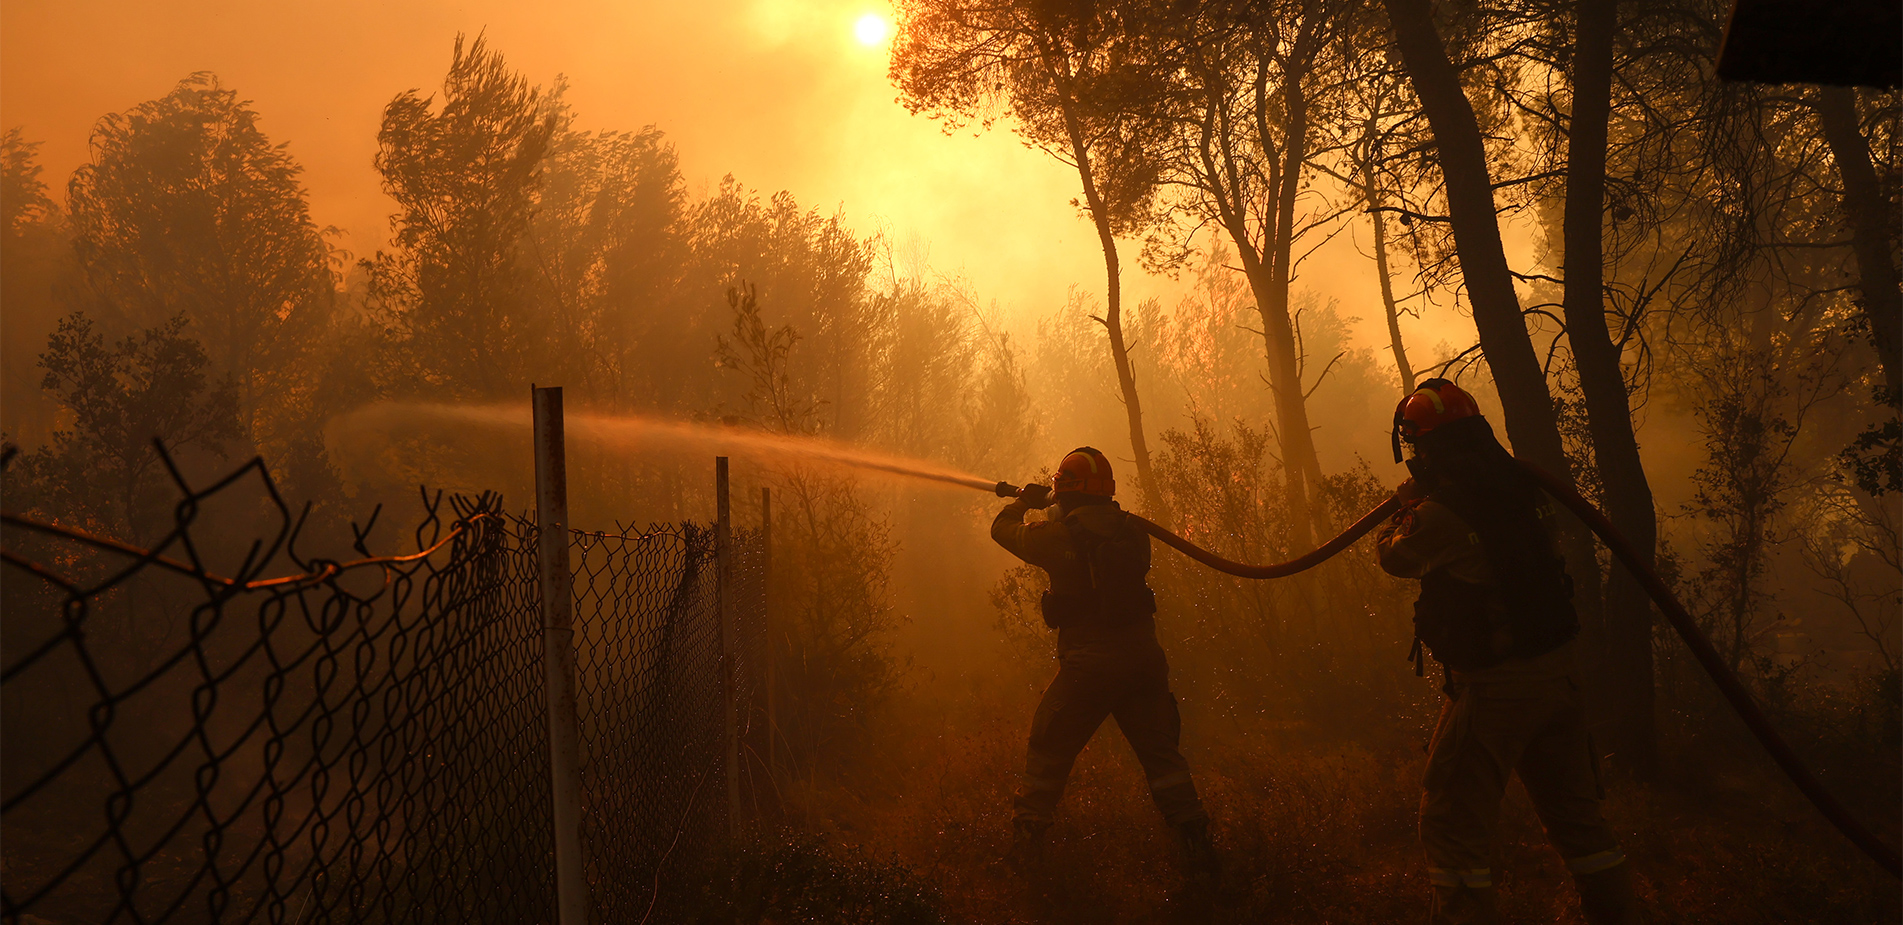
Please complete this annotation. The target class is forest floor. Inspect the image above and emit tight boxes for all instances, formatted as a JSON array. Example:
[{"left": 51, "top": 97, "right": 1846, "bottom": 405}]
[{"left": 789, "top": 708, "right": 1902, "bottom": 925}]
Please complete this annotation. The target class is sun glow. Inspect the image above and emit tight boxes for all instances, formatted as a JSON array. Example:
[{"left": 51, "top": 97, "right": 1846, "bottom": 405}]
[{"left": 854, "top": 12, "right": 892, "bottom": 46}]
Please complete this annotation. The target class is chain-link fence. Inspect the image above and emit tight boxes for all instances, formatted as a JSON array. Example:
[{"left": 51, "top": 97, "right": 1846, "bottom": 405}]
[
  {"left": 2, "top": 453, "right": 770, "bottom": 924},
  {"left": 557, "top": 518, "right": 769, "bottom": 922}
]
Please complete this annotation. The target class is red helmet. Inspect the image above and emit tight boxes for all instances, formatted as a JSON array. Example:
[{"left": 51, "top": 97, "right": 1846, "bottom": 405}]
[
  {"left": 1391, "top": 378, "right": 1483, "bottom": 462},
  {"left": 1052, "top": 446, "right": 1116, "bottom": 496}
]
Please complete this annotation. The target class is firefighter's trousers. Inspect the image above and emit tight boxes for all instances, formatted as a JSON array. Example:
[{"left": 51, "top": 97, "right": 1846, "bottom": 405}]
[
  {"left": 1421, "top": 674, "right": 1629, "bottom": 921},
  {"left": 1014, "top": 626, "right": 1206, "bottom": 829}
]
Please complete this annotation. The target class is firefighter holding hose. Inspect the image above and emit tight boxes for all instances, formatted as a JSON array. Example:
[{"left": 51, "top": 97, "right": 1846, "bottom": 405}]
[
  {"left": 1379, "top": 380, "right": 1638, "bottom": 924},
  {"left": 990, "top": 446, "right": 1221, "bottom": 887}
]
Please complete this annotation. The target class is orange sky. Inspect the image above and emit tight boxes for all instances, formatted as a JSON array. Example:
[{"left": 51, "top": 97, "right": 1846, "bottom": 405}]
[{"left": 1, "top": 0, "right": 1504, "bottom": 384}]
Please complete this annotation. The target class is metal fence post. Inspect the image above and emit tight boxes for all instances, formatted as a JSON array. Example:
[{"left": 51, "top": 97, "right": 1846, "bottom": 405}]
[
  {"left": 761, "top": 486, "right": 774, "bottom": 782},
  {"left": 716, "top": 456, "right": 738, "bottom": 841},
  {"left": 534, "top": 386, "right": 588, "bottom": 925}
]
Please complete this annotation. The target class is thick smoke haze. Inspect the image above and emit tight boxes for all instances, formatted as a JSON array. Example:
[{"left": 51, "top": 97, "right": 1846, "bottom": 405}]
[{"left": 1, "top": 0, "right": 1489, "bottom": 371}]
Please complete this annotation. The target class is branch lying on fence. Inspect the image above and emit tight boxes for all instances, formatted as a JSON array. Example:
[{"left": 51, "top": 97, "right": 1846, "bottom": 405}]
[{"left": 0, "top": 509, "right": 495, "bottom": 590}]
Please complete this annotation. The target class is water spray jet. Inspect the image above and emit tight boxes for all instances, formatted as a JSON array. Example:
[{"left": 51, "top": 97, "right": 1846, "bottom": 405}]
[{"left": 332, "top": 402, "right": 1008, "bottom": 493}]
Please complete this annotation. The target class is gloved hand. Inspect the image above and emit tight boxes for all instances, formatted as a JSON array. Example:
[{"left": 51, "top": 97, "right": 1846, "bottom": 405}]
[
  {"left": 1017, "top": 482, "right": 1054, "bottom": 509},
  {"left": 1394, "top": 477, "right": 1426, "bottom": 503}
]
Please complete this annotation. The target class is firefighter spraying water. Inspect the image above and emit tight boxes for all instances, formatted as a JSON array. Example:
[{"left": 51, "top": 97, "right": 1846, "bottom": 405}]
[{"left": 987, "top": 447, "right": 1221, "bottom": 887}]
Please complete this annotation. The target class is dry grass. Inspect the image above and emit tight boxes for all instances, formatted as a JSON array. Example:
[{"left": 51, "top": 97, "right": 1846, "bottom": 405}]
[{"left": 800, "top": 698, "right": 1902, "bottom": 925}]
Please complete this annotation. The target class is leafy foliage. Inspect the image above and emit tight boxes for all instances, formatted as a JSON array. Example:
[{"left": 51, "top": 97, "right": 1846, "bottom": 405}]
[
  {"left": 66, "top": 73, "right": 334, "bottom": 443},
  {"left": 1, "top": 128, "right": 56, "bottom": 239},
  {"left": 533, "top": 108, "right": 690, "bottom": 408},
  {"left": 369, "top": 34, "right": 556, "bottom": 400},
  {"left": 17, "top": 312, "right": 240, "bottom": 536},
  {"left": 1, "top": 130, "right": 72, "bottom": 446}
]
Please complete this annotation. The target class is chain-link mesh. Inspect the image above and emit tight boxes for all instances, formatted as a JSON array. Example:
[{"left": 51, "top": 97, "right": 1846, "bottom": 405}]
[
  {"left": 727, "top": 527, "right": 773, "bottom": 828},
  {"left": 0, "top": 461, "right": 554, "bottom": 925},
  {"left": 3, "top": 455, "right": 770, "bottom": 925},
  {"left": 557, "top": 520, "right": 771, "bottom": 921},
  {"left": 563, "top": 522, "right": 719, "bottom": 920}
]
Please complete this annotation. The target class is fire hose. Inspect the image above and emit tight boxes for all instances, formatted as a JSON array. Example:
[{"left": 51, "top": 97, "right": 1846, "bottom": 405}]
[{"left": 993, "top": 462, "right": 1903, "bottom": 878}]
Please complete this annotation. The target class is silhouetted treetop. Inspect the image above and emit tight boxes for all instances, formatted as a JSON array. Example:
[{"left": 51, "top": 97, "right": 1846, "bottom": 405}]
[{"left": 64, "top": 72, "right": 333, "bottom": 446}]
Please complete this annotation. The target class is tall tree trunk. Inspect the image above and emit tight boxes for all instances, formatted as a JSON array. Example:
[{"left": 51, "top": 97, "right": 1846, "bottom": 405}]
[
  {"left": 1057, "top": 95, "right": 1168, "bottom": 523},
  {"left": 1369, "top": 187, "right": 1416, "bottom": 391},
  {"left": 1817, "top": 86, "right": 1903, "bottom": 399},
  {"left": 1189, "top": 48, "right": 1323, "bottom": 545},
  {"left": 1229, "top": 233, "right": 1317, "bottom": 545},
  {"left": 1378, "top": 0, "right": 1607, "bottom": 637},
  {"left": 1563, "top": 0, "right": 1658, "bottom": 777},
  {"left": 1265, "top": 66, "right": 1329, "bottom": 538},
  {"left": 1244, "top": 266, "right": 1320, "bottom": 545}
]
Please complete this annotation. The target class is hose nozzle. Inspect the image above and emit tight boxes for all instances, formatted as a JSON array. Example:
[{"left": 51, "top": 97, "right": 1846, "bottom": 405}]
[{"left": 993, "top": 481, "right": 1020, "bottom": 498}]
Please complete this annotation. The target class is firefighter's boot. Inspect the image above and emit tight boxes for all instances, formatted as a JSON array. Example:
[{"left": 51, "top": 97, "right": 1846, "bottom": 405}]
[
  {"left": 1574, "top": 864, "right": 1640, "bottom": 924},
  {"left": 1174, "top": 817, "right": 1223, "bottom": 890},
  {"left": 1001, "top": 820, "right": 1048, "bottom": 875},
  {"left": 1428, "top": 884, "right": 1503, "bottom": 925}
]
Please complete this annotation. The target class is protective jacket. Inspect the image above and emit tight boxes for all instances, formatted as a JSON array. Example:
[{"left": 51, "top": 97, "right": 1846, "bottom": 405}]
[
  {"left": 992, "top": 499, "right": 1158, "bottom": 633},
  {"left": 1377, "top": 488, "right": 1577, "bottom": 675},
  {"left": 989, "top": 496, "right": 1206, "bottom": 830}
]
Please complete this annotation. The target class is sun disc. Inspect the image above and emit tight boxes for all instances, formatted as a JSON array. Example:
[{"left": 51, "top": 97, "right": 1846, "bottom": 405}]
[{"left": 854, "top": 12, "right": 891, "bottom": 46}]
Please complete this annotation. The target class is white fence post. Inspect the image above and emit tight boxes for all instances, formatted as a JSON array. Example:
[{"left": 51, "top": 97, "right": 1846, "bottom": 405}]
[{"left": 534, "top": 386, "right": 588, "bottom": 925}]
